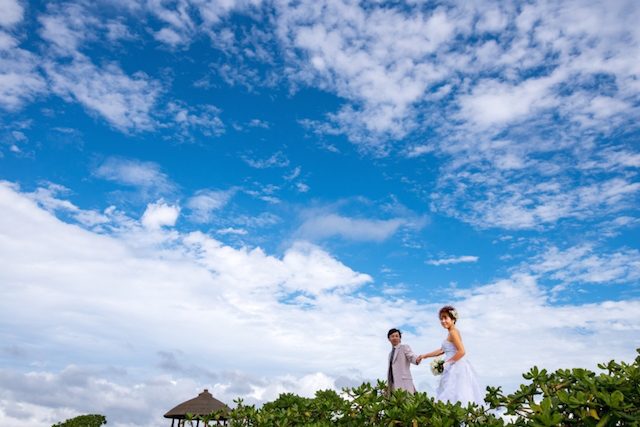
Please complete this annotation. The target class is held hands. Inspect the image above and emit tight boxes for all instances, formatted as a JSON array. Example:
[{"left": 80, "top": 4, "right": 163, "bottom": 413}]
[{"left": 416, "top": 354, "right": 454, "bottom": 368}]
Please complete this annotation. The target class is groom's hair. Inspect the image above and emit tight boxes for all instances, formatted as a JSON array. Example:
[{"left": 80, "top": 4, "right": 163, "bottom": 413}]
[{"left": 387, "top": 328, "right": 402, "bottom": 338}]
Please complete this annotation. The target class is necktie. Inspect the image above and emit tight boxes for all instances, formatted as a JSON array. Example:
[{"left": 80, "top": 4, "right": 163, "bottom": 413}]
[{"left": 388, "top": 347, "right": 396, "bottom": 385}]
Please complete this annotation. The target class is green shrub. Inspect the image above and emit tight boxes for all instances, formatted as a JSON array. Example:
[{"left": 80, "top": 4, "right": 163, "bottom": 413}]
[
  {"left": 206, "top": 349, "right": 638, "bottom": 426},
  {"left": 486, "top": 349, "right": 640, "bottom": 426},
  {"left": 52, "top": 414, "right": 106, "bottom": 427}
]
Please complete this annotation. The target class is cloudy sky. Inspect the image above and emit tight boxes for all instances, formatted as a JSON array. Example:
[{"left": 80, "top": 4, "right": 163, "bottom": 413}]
[{"left": 1, "top": 0, "right": 639, "bottom": 425}]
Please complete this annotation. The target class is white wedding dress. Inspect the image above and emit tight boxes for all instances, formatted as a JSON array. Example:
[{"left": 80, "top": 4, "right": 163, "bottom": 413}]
[{"left": 436, "top": 339, "right": 484, "bottom": 406}]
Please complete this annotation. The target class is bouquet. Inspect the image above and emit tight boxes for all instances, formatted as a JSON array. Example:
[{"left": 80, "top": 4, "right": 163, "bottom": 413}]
[{"left": 430, "top": 358, "right": 445, "bottom": 376}]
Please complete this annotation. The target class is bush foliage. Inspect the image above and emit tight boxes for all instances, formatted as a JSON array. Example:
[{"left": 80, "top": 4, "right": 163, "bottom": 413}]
[
  {"left": 52, "top": 414, "right": 107, "bottom": 427},
  {"left": 189, "top": 349, "right": 639, "bottom": 426}
]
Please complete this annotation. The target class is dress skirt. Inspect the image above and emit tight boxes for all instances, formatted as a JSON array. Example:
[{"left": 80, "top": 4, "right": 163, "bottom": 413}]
[{"left": 436, "top": 357, "right": 484, "bottom": 406}]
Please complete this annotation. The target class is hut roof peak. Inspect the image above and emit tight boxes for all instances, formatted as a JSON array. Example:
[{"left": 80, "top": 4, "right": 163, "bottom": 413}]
[{"left": 164, "top": 389, "right": 230, "bottom": 419}]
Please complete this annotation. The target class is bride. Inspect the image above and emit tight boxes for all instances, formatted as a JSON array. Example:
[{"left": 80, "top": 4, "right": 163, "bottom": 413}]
[{"left": 417, "top": 306, "right": 484, "bottom": 406}]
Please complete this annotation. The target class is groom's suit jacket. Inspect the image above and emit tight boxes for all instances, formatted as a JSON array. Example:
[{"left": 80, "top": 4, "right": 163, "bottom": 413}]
[{"left": 388, "top": 344, "right": 418, "bottom": 393}]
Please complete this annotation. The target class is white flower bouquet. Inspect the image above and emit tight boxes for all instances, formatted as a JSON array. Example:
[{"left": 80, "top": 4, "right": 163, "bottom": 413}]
[{"left": 430, "top": 358, "right": 445, "bottom": 376}]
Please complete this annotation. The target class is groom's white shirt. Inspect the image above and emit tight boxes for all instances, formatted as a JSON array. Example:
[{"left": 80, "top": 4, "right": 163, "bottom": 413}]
[{"left": 389, "top": 344, "right": 419, "bottom": 393}]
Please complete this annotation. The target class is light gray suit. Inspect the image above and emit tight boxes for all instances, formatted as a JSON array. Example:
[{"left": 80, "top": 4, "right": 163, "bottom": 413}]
[{"left": 387, "top": 344, "right": 419, "bottom": 393}]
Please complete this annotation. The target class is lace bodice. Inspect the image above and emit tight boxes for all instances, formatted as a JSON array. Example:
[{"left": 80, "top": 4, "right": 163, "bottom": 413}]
[{"left": 442, "top": 339, "right": 457, "bottom": 359}]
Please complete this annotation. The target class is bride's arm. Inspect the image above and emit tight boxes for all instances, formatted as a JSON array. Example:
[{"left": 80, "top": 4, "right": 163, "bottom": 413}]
[
  {"left": 447, "top": 329, "right": 466, "bottom": 363},
  {"left": 417, "top": 347, "right": 444, "bottom": 362}
]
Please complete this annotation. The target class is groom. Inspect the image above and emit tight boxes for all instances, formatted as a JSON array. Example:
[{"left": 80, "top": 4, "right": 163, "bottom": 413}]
[{"left": 386, "top": 328, "right": 420, "bottom": 394}]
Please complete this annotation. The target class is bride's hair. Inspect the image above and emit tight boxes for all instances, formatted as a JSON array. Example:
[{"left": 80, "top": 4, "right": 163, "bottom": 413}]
[{"left": 438, "top": 305, "right": 458, "bottom": 323}]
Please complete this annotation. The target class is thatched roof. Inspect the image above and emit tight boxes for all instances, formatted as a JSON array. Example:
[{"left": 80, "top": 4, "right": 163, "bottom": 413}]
[{"left": 164, "top": 389, "right": 230, "bottom": 419}]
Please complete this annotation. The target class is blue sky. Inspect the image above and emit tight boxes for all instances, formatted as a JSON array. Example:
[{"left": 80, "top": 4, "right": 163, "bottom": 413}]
[{"left": 1, "top": 0, "right": 639, "bottom": 425}]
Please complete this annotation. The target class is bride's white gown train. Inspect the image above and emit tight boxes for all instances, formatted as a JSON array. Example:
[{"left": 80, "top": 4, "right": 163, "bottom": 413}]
[{"left": 436, "top": 339, "right": 484, "bottom": 406}]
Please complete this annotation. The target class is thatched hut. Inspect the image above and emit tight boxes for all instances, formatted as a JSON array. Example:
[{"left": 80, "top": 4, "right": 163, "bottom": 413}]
[{"left": 164, "top": 389, "right": 230, "bottom": 426}]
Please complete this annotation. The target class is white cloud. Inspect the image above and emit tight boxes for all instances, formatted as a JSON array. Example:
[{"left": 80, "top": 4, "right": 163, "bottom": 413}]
[
  {"left": 195, "top": 0, "right": 264, "bottom": 26},
  {"left": 166, "top": 101, "right": 225, "bottom": 140},
  {"left": 274, "top": 0, "right": 638, "bottom": 147},
  {"left": 186, "top": 188, "right": 236, "bottom": 223},
  {"left": 405, "top": 144, "right": 435, "bottom": 158},
  {"left": 154, "top": 26, "right": 186, "bottom": 46},
  {"left": 281, "top": 241, "right": 372, "bottom": 293},
  {"left": 8, "top": 0, "right": 640, "bottom": 150},
  {"left": 427, "top": 255, "right": 478, "bottom": 266},
  {"left": 297, "top": 213, "right": 407, "bottom": 242},
  {"left": 458, "top": 74, "right": 561, "bottom": 127},
  {"left": 244, "top": 183, "right": 281, "bottom": 204},
  {"left": 0, "top": 182, "right": 639, "bottom": 425},
  {"left": 105, "top": 20, "right": 135, "bottom": 42},
  {"left": 296, "top": 182, "right": 310, "bottom": 193},
  {"left": 529, "top": 244, "right": 640, "bottom": 285},
  {"left": 181, "top": 231, "right": 371, "bottom": 296},
  {"left": 0, "top": 31, "right": 16, "bottom": 49},
  {"left": 146, "top": 0, "right": 195, "bottom": 47},
  {"left": 40, "top": 4, "right": 212, "bottom": 137},
  {"left": 432, "top": 169, "right": 640, "bottom": 230},
  {"left": 12, "top": 0, "right": 639, "bottom": 172},
  {"left": 145, "top": 0, "right": 264, "bottom": 48},
  {"left": 37, "top": 5, "right": 160, "bottom": 131},
  {"left": 284, "top": 166, "right": 301, "bottom": 181},
  {"left": 283, "top": 167, "right": 309, "bottom": 194},
  {"left": 216, "top": 227, "right": 247, "bottom": 235},
  {"left": 475, "top": 7, "right": 508, "bottom": 33},
  {"left": 279, "top": 2, "right": 456, "bottom": 144},
  {"left": 0, "top": 0, "right": 24, "bottom": 28},
  {"left": 248, "top": 118, "right": 269, "bottom": 129},
  {"left": 0, "top": 44, "right": 47, "bottom": 110},
  {"left": 21, "top": 182, "right": 109, "bottom": 227},
  {"left": 45, "top": 58, "right": 160, "bottom": 132},
  {"left": 0, "top": 367, "right": 338, "bottom": 427},
  {"left": 273, "top": 0, "right": 640, "bottom": 229},
  {"left": 242, "top": 151, "right": 289, "bottom": 169},
  {"left": 93, "top": 157, "right": 175, "bottom": 196},
  {"left": 38, "top": 3, "right": 97, "bottom": 56},
  {"left": 0, "top": 365, "right": 247, "bottom": 426},
  {"left": 580, "top": 147, "right": 640, "bottom": 170},
  {"left": 141, "top": 200, "right": 180, "bottom": 229},
  {"left": 233, "top": 211, "right": 281, "bottom": 229}
]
